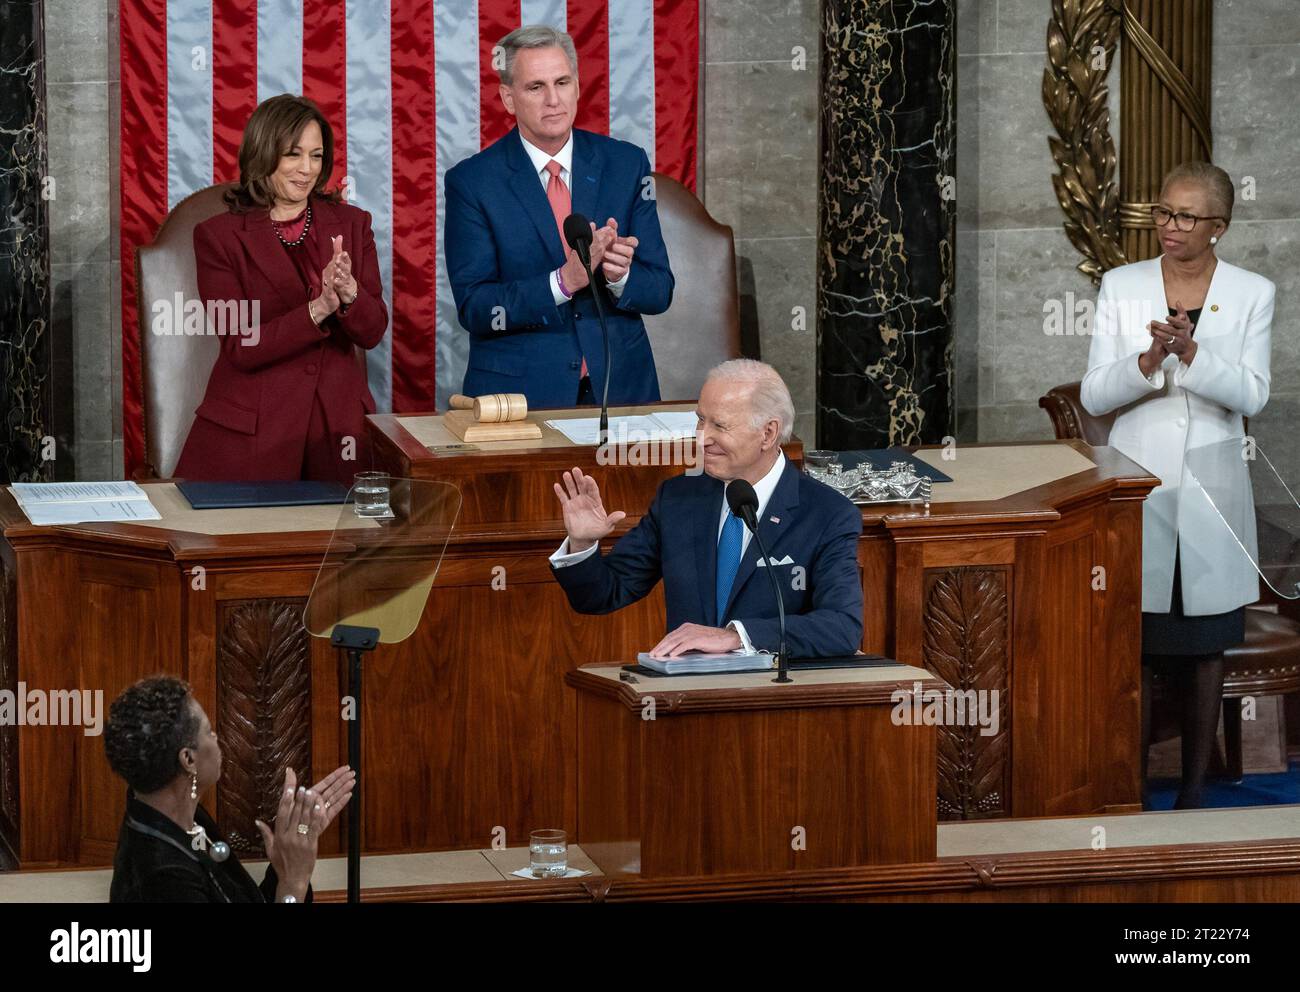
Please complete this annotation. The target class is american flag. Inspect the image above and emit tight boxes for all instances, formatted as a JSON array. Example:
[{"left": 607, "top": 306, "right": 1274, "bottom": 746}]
[{"left": 119, "top": 0, "right": 700, "bottom": 476}]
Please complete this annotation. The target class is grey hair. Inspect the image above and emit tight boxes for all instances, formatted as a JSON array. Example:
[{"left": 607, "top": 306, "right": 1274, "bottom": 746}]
[
  {"left": 705, "top": 359, "right": 795, "bottom": 444},
  {"left": 1162, "top": 161, "right": 1235, "bottom": 223},
  {"left": 496, "top": 25, "right": 579, "bottom": 86}
]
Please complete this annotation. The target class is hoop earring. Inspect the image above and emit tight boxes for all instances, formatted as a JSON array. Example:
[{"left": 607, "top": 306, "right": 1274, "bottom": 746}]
[{"left": 190, "top": 773, "right": 198, "bottom": 801}]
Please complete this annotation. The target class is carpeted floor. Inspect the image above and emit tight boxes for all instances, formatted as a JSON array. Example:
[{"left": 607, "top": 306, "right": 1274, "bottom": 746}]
[{"left": 1147, "top": 761, "right": 1300, "bottom": 810}]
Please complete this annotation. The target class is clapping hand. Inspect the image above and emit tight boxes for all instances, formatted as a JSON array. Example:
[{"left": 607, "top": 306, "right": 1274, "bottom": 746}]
[
  {"left": 553, "top": 467, "right": 625, "bottom": 554},
  {"left": 600, "top": 218, "right": 638, "bottom": 284},
  {"left": 560, "top": 223, "right": 617, "bottom": 294},
  {"left": 308, "top": 764, "right": 355, "bottom": 830},
  {"left": 1148, "top": 300, "right": 1197, "bottom": 365},
  {"left": 255, "top": 767, "right": 328, "bottom": 903},
  {"left": 328, "top": 235, "right": 358, "bottom": 305}
]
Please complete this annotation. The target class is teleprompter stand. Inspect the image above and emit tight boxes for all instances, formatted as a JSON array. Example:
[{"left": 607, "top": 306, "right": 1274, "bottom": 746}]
[
  {"left": 330, "top": 624, "right": 379, "bottom": 905},
  {"left": 304, "top": 478, "right": 461, "bottom": 904}
]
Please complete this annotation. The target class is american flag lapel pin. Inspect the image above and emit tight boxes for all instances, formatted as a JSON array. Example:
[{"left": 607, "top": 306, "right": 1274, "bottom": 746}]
[{"left": 770, "top": 515, "right": 780, "bottom": 524}]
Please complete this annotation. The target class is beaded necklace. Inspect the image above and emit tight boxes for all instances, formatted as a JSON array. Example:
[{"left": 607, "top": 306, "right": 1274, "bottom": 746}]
[{"left": 271, "top": 201, "right": 312, "bottom": 248}]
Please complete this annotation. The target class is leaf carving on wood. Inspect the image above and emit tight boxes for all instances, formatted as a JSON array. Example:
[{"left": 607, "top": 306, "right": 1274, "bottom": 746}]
[
  {"left": 922, "top": 568, "right": 1010, "bottom": 820},
  {"left": 216, "top": 598, "right": 312, "bottom": 855}
]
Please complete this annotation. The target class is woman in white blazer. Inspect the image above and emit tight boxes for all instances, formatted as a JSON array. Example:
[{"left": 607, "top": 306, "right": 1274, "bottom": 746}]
[{"left": 1081, "top": 162, "right": 1273, "bottom": 809}]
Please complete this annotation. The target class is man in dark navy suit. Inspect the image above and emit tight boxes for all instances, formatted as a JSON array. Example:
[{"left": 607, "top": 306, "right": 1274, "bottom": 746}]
[
  {"left": 550, "top": 360, "right": 864, "bottom": 659},
  {"left": 444, "top": 25, "right": 674, "bottom": 408}
]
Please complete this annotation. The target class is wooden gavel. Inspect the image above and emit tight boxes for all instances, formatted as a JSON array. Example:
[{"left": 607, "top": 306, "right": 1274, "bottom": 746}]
[{"left": 449, "top": 393, "right": 529, "bottom": 424}]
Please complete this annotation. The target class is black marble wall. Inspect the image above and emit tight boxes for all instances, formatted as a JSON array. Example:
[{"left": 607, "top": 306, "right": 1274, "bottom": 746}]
[
  {"left": 817, "top": 0, "right": 956, "bottom": 449},
  {"left": 0, "top": 0, "right": 52, "bottom": 483}
]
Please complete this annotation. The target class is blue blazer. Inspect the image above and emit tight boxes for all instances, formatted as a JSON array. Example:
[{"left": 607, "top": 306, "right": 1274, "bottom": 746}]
[
  {"left": 444, "top": 127, "right": 674, "bottom": 407},
  {"left": 551, "top": 462, "right": 865, "bottom": 658}
]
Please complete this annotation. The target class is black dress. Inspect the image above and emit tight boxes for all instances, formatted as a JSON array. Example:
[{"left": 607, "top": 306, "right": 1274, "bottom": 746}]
[
  {"left": 109, "top": 793, "right": 304, "bottom": 903},
  {"left": 1140, "top": 306, "right": 1247, "bottom": 658}
]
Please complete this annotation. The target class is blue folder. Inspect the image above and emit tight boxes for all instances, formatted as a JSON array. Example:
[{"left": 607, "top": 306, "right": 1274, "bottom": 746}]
[{"left": 176, "top": 480, "right": 350, "bottom": 509}]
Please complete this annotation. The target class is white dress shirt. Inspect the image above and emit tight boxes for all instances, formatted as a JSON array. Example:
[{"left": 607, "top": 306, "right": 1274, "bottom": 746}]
[
  {"left": 550, "top": 451, "right": 788, "bottom": 653},
  {"left": 518, "top": 131, "right": 629, "bottom": 305}
]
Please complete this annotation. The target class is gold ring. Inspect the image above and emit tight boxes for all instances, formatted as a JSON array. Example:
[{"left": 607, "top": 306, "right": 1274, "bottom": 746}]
[{"left": 297, "top": 823, "right": 309, "bottom": 835}]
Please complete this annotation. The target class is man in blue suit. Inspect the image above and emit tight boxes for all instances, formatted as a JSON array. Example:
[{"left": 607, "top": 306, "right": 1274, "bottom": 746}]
[
  {"left": 550, "top": 360, "right": 864, "bottom": 659},
  {"left": 444, "top": 25, "right": 674, "bottom": 408}
]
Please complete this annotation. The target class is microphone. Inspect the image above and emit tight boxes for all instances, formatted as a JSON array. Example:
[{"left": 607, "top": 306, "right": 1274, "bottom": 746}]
[
  {"left": 563, "top": 212, "right": 612, "bottom": 446},
  {"left": 726, "top": 480, "right": 790, "bottom": 684}
]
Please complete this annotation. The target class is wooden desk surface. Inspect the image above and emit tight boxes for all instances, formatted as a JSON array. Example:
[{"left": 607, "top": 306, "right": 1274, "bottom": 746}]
[{"left": 0, "top": 439, "right": 1157, "bottom": 552}]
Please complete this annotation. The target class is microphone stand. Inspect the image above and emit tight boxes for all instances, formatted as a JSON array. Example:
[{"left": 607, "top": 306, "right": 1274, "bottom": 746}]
[
  {"left": 569, "top": 238, "right": 613, "bottom": 446},
  {"left": 741, "top": 509, "right": 791, "bottom": 684}
]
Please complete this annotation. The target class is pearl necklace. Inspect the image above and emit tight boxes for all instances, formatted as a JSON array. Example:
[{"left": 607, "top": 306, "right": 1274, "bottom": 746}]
[{"left": 271, "top": 202, "right": 312, "bottom": 248}]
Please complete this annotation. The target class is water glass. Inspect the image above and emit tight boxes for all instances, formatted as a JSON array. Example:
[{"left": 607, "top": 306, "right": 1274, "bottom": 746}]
[
  {"left": 353, "top": 471, "right": 392, "bottom": 517},
  {"left": 529, "top": 828, "right": 568, "bottom": 878}
]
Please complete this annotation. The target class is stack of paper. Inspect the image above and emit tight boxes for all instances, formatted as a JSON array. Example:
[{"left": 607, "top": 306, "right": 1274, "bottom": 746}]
[
  {"left": 636, "top": 652, "right": 775, "bottom": 675},
  {"left": 9, "top": 481, "right": 162, "bottom": 526},
  {"left": 546, "top": 411, "right": 699, "bottom": 446}
]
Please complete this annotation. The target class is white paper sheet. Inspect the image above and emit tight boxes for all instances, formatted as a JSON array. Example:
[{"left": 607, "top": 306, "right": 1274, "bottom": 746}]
[
  {"left": 9, "top": 483, "right": 161, "bottom": 525},
  {"left": 10, "top": 481, "right": 150, "bottom": 505},
  {"left": 545, "top": 413, "right": 699, "bottom": 446}
]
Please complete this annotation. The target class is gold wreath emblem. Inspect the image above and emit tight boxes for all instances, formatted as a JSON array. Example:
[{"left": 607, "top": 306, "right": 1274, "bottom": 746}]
[{"left": 1042, "top": 0, "right": 1127, "bottom": 285}]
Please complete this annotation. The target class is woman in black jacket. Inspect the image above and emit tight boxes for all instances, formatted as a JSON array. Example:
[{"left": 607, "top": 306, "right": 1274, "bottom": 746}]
[{"left": 105, "top": 677, "right": 354, "bottom": 902}]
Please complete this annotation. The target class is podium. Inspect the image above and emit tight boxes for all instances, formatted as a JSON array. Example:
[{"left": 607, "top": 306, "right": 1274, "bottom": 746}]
[{"left": 566, "top": 663, "right": 943, "bottom": 877}]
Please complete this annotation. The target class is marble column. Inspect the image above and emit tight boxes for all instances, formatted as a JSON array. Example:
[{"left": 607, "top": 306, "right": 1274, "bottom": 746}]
[
  {"left": 817, "top": 0, "right": 956, "bottom": 449},
  {"left": 0, "top": 0, "right": 52, "bottom": 483}
]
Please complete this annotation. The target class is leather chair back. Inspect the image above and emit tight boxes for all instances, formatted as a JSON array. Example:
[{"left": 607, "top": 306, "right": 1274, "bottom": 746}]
[
  {"left": 1038, "top": 381, "right": 1115, "bottom": 445},
  {"left": 1040, "top": 380, "right": 1251, "bottom": 445},
  {"left": 641, "top": 173, "right": 741, "bottom": 400},
  {"left": 136, "top": 184, "right": 235, "bottom": 477}
]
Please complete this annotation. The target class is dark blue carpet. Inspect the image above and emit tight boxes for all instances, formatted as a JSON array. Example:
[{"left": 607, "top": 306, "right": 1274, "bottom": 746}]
[{"left": 1147, "top": 761, "right": 1300, "bottom": 810}]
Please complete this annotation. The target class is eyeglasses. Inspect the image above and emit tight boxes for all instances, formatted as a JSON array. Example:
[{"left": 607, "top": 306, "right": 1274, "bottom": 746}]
[{"left": 1151, "top": 206, "right": 1224, "bottom": 232}]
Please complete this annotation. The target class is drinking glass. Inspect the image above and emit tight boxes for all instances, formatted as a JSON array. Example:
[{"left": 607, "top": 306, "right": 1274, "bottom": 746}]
[{"left": 529, "top": 828, "right": 568, "bottom": 878}]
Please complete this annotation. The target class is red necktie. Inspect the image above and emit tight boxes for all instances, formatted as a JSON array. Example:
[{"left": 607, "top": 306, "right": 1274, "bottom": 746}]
[{"left": 545, "top": 160, "right": 588, "bottom": 381}]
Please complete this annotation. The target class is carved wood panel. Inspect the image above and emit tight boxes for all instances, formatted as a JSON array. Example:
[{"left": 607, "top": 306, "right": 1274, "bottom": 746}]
[
  {"left": 215, "top": 598, "right": 312, "bottom": 855},
  {"left": 922, "top": 566, "right": 1011, "bottom": 821}
]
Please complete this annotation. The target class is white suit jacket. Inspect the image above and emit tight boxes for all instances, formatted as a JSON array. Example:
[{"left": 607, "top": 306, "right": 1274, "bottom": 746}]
[{"left": 1080, "top": 256, "right": 1273, "bottom": 615}]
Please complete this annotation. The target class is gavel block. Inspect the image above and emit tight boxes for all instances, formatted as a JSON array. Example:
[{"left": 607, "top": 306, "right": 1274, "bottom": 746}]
[{"left": 445, "top": 393, "right": 543, "bottom": 442}]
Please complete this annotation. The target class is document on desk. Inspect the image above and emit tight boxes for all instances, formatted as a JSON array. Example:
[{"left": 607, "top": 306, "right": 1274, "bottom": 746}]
[
  {"left": 636, "top": 651, "right": 774, "bottom": 675},
  {"left": 9, "top": 481, "right": 162, "bottom": 525},
  {"left": 545, "top": 412, "right": 699, "bottom": 446}
]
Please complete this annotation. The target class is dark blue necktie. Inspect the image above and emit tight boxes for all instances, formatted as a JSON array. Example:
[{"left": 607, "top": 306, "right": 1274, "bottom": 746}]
[{"left": 715, "top": 509, "right": 744, "bottom": 623}]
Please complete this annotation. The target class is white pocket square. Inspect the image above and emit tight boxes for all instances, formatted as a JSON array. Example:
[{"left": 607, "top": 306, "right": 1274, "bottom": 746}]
[{"left": 756, "top": 554, "right": 794, "bottom": 567}]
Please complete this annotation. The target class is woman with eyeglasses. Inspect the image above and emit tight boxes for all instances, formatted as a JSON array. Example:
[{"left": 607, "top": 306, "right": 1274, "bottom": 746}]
[{"left": 1081, "top": 162, "right": 1273, "bottom": 809}]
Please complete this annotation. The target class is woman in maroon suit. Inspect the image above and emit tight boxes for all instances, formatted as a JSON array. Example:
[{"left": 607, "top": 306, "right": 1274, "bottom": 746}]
[{"left": 175, "top": 95, "right": 387, "bottom": 484}]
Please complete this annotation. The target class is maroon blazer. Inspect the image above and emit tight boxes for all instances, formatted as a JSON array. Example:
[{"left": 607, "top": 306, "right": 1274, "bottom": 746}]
[{"left": 174, "top": 197, "right": 388, "bottom": 482}]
